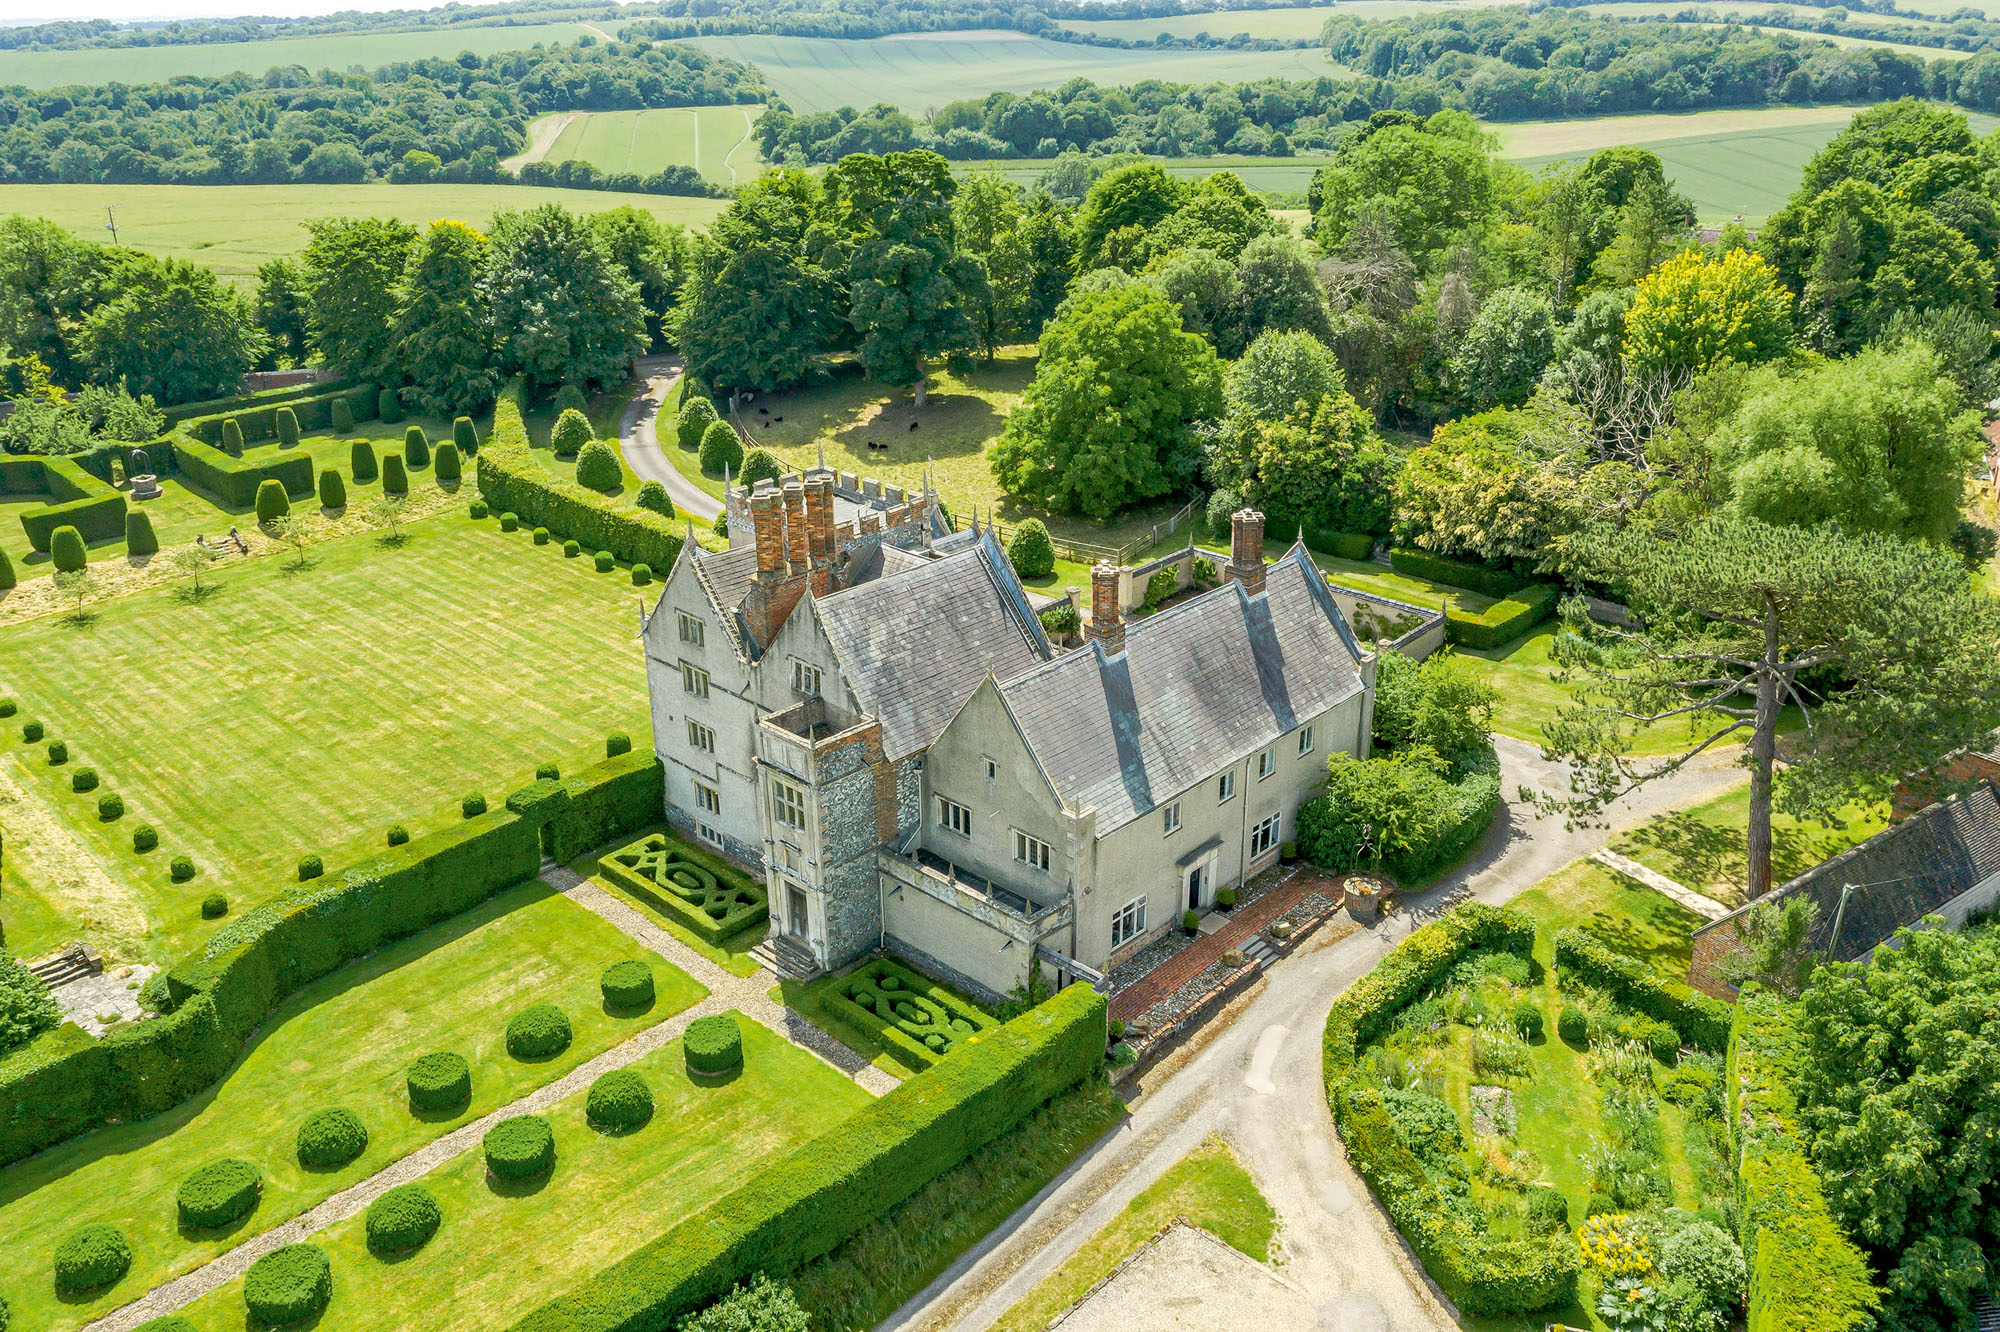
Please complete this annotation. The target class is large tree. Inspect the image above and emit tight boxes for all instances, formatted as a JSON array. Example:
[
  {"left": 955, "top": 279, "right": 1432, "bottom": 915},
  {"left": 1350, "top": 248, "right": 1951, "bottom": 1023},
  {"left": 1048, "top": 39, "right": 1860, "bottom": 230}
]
[
  {"left": 590, "top": 207, "right": 691, "bottom": 352},
  {"left": 989, "top": 282, "right": 1221, "bottom": 518},
  {"left": 76, "top": 255, "right": 265, "bottom": 405},
  {"left": 1311, "top": 113, "right": 1495, "bottom": 269},
  {"left": 1072, "top": 161, "right": 1186, "bottom": 273},
  {"left": 0, "top": 217, "right": 118, "bottom": 387},
  {"left": 253, "top": 257, "right": 311, "bottom": 368},
  {"left": 482, "top": 204, "right": 646, "bottom": 393},
  {"left": 1546, "top": 516, "right": 2000, "bottom": 898},
  {"left": 300, "top": 217, "right": 416, "bottom": 381},
  {"left": 1622, "top": 248, "right": 1793, "bottom": 377},
  {"left": 391, "top": 219, "right": 496, "bottom": 416}
]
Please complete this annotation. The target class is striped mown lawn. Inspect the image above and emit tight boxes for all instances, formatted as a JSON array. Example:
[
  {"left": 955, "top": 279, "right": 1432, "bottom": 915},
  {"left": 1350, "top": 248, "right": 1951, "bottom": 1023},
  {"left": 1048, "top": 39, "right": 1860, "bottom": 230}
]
[{"left": 0, "top": 507, "right": 654, "bottom": 963}]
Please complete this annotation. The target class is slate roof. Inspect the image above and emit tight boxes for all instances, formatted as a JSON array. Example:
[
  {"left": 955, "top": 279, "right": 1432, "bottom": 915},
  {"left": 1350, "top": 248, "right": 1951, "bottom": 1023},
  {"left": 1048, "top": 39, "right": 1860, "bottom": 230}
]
[
  {"left": 815, "top": 534, "right": 1050, "bottom": 761},
  {"left": 688, "top": 544, "right": 760, "bottom": 658},
  {"left": 1698, "top": 781, "right": 2000, "bottom": 962},
  {"left": 999, "top": 546, "right": 1369, "bottom": 835}
]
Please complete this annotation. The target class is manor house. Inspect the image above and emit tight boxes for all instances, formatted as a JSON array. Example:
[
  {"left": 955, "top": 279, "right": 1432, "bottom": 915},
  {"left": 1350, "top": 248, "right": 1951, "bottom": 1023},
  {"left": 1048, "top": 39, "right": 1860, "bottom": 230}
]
[{"left": 642, "top": 469, "right": 1377, "bottom": 999}]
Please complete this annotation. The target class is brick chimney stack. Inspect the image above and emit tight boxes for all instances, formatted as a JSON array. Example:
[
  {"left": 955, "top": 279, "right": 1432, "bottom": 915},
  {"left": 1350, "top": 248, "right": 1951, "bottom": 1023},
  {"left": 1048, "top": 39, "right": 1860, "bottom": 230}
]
[
  {"left": 749, "top": 484, "right": 786, "bottom": 580},
  {"left": 1086, "top": 562, "right": 1125, "bottom": 656},
  {"left": 782, "top": 481, "right": 809, "bottom": 574},
  {"left": 804, "top": 472, "right": 835, "bottom": 594},
  {"left": 1226, "top": 509, "right": 1266, "bottom": 596},
  {"left": 744, "top": 481, "right": 811, "bottom": 649}
]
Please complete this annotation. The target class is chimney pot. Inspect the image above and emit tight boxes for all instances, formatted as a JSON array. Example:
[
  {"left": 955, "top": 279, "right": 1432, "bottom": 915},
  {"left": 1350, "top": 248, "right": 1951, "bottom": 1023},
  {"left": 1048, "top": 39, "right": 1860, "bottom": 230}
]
[
  {"left": 1086, "top": 562, "right": 1125, "bottom": 656},
  {"left": 1226, "top": 509, "right": 1266, "bottom": 596}
]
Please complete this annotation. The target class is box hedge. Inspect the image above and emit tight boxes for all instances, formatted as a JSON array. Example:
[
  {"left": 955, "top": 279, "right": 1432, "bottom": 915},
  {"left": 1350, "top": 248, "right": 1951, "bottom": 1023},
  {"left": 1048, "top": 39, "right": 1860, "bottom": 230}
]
[
  {"left": 407, "top": 1051, "right": 472, "bottom": 1112},
  {"left": 586, "top": 1069, "right": 654, "bottom": 1130},
  {"left": 684, "top": 1014, "right": 743, "bottom": 1077},
  {"left": 508, "top": 983, "right": 1106, "bottom": 1332},
  {"left": 243, "top": 1244, "right": 332, "bottom": 1326},
  {"left": 1445, "top": 584, "right": 1559, "bottom": 651},
  {"left": 823, "top": 958, "right": 998, "bottom": 1073},
  {"left": 1388, "top": 548, "right": 1525, "bottom": 599},
  {"left": 366, "top": 1182, "right": 442, "bottom": 1255},
  {"left": 600, "top": 961, "right": 655, "bottom": 1011},
  {"left": 597, "top": 829, "right": 766, "bottom": 946},
  {"left": 176, "top": 1157, "right": 262, "bottom": 1229},
  {"left": 161, "top": 377, "right": 360, "bottom": 428},
  {"left": 479, "top": 380, "right": 683, "bottom": 575},
  {"left": 1304, "top": 528, "right": 1377, "bottom": 561},
  {"left": 484, "top": 1114, "right": 556, "bottom": 1180},
  {"left": 3, "top": 455, "right": 127, "bottom": 552},
  {"left": 296, "top": 1107, "right": 368, "bottom": 1169},
  {"left": 506, "top": 1004, "right": 573, "bottom": 1060},
  {"left": 1552, "top": 929, "right": 1730, "bottom": 1052},
  {"left": 53, "top": 1222, "right": 131, "bottom": 1294},
  {"left": 542, "top": 750, "right": 666, "bottom": 866},
  {"left": 174, "top": 435, "right": 314, "bottom": 509}
]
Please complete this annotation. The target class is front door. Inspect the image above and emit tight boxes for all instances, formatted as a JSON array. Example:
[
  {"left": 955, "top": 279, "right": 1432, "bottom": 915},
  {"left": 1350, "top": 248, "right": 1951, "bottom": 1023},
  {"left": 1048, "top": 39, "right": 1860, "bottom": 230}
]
[
  {"left": 787, "top": 886, "right": 809, "bottom": 940},
  {"left": 1187, "top": 863, "right": 1206, "bottom": 912}
]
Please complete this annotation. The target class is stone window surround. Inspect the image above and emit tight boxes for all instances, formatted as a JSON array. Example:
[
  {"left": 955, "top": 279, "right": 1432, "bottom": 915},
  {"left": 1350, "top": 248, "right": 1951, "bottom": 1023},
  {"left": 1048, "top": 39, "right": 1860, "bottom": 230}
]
[
  {"left": 676, "top": 610, "right": 704, "bottom": 646},
  {"left": 1111, "top": 895, "right": 1147, "bottom": 947}
]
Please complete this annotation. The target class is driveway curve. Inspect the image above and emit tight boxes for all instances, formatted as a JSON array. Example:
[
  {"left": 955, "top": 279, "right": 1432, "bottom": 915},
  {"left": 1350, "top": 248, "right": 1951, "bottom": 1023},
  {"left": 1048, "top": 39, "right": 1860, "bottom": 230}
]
[{"left": 621, "top": 355, "right": 722, "bottom": 524}]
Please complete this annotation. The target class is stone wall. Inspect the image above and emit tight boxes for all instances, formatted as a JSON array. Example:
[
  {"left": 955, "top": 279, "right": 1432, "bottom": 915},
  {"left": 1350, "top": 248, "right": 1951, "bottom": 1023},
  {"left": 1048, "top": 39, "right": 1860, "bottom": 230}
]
[{"left": 813, "top": 720, "right": 889, "bottom": 966}]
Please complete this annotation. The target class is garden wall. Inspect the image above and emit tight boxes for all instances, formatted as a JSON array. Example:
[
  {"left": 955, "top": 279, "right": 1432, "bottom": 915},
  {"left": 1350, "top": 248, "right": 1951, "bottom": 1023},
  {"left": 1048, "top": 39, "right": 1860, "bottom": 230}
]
[
  {"left": 477, "top": 379, "right": 683, "bottom": 573},
  {"left": 0, "top": 751, "right": 663, "bottom": 1167},
  {"left": 1727, "top": 992, "right": 1879, "bottom": 1332},
  {"left": 510, "top": 983, "right": 1107, "bottom": 1332}
]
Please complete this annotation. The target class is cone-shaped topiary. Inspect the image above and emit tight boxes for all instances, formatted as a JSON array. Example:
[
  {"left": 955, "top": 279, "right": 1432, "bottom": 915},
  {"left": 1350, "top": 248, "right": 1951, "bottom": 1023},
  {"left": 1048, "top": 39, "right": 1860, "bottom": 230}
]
[
  {"left": 1007, "top": 519, "right": 1055, "bottom": 579},
  {"left": 551, "top": 408, "right": 592, "bottom": 459},
  {"left": 365, "top": 1183, "right": 441, "bottom": 1255},
  {"left": 0, "top": 545, "right": 14, "bottom": 591},
  {"left": 220, "top": 418, "right": 243, "bottom": 456},
  {"left": 331, "top": 397, "right": 355, "bottom": 432},
  {"left": 53, "top": 1223, "right": 130, "bottom": 1294},
  {"left": 636, "top": 479, "right": 674, "bottom": 517},
  {"left": 50, "top": 525, "right": 86, "bottom": 573},
  {"left": 453, "top": 415, "right": 478, "bottom": 454},
  {"left": 698, "top": 418, "right": 742, "bottom": 474},
  {"left": 404, "top": 425, "right": 430, "bottom": 467},
  {"left": 319, "top": 468, "right": 346, "bottom": 509},
  {"left": 685, "top": 1014, "right": 743, "bottom": 1077},
  {"left": 740, "top": 447, "right": 782, "bottom": 487},
  {"left": 433, "top": 440, "right": 461, "bottom": 482},
  {"left": 407, "top": 1052, "right": 471, "bottom": 1111},
  {"left": 382, "top": 453, "right": 408, "bottom": 495},
  {"left": 377, "top": 387, "right": 403, "bottom": 423},
  {"left": 600, "top": 960, "right": 653, "bottom": 1010},
  {"left": 243, "top": 1244, "right": 331, "bottom": 1327},
  {"left": 255, "top": 479, "right": 290, "bottom": 523},
  {"left": 296, "top": 1107, "right": 368, "bottom": 1169},
  {"left": 585, "top": 1069, "right": 653, "bottom": 1130},
  {"left": 554, "top": 382, "right": 588, "bottom": 418},
  {"left": 676, "top": 394, "right": 718, "bottom": 450},
  {"left": 177, "top": 1158, "right": 262, "bottom": 1229},
  {"left": 124, "top": 509, "right": 159, "bottom": 556},
  {"left": 483, "top": 1114, "right": 555, "bottom": 1180},
  {"left": 350, "top": 439, "right": 378, "bottom": 483},
  {"left": 576, "top": 440, "right": 620, "bottom": 490},
  {"left": 506, "top": 1003, "right": 572, "bottom": 1059},
  {"left": 275, "top": 406, "right": 300, "bottom": 445}
]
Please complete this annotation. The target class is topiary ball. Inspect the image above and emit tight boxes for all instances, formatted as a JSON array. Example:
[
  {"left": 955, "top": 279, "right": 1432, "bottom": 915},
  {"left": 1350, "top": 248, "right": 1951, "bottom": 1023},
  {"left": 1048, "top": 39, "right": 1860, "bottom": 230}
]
[
  {"left": 461, "top": 793, "right": 487, "bottom": 818},
  {"left": 499, "top": 512, "right": 518, "bottom": 532},
  {"left": 70, "top": 766, "right": 96, "bottom": 792},
  {"left": 535, "top": 762, "right": 560, "bottom": 781},
  {"left": 296, "top": 1107, "right": 369, "bottom": 1169},
  {"left": 600, "top": 961, "right": 654, "bottom": 1011},
  {"left": 46, "top": 739, "right": 67, "bottom": 765},
  {"left": 365, "top": 1183, "right": 441, "bottom": 1255},
  {"left": 387, "top": 824, "right": 409, "bottom": 847},
  {"left": 1513, "top": 1001, "right": 1544, "bottom": 1041},
  {"left": 562, "top": 539, "right": 581, "bottom": 558},
  {"left": 53, "top": 1223, "right": 131, "bottom": 1295},
  {"left": 0, "top": 698, "right": 16, "bottom": 717},
  {"left": 586, "top": 1069, "right": 653, "bottom": 1131},
  {"left": 483, "top": 1114, "right": 555, "bottom": 1180},
  {"left": 176, "top": 1158, "right": 262, "bottom": 1230},
  {"left": 1558, "top": 1005, "right": 1588, "bottom": 1046},
  {"left": 407, "top": 1052, "right": 472, "bottom": 1112},
  {"left": 606, "top": 732, "right": 632, "bottom": 757},
  {"left": 133, "top": 824, "right": 159, "bottom": 853},
  {"left": 470, "top": 499, "right": 488, "bottom": 519},
  {"left": 685, "top": 1014, "right": 743, "bottom": 1078},
  {"left": 133, "top": 1316, "right": 198, "bottom": 1332},
  {"left": 506, "top": 1004, "right": 572, "bottom": 1060},
  {"left": 201, "top": 894, "right": 228, "bottom": 919},
  {"left": 299, "top": 855, "right": 324, "bottom": 881},
  {"left": 243, "top": 1244, "right": 331, "bottom": 1327},
  {"left": 631, "top": 563, "right": 651, "bottom": 586},
  {"left": 593, "top": 550, "right": 615, "bottom": 572},
  {"left": 533, "top": 527, "right": 550, "bottom": 546},
  {"left": 20, "top": 719, "right": 41, "bottom": 742},
  {"left": 170, "top": 855, "right": 196, "bottom": 882},
  {"left": 576, "top": 440, "right": 621, "bottom": 491},
  {"left": 97, "top": 793, "right": 124, "bottom": 821}
]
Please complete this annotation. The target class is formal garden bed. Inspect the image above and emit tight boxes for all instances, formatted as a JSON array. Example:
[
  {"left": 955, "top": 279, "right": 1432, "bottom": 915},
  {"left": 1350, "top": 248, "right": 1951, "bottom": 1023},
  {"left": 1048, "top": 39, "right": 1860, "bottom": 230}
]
[
  {"left": 0, "top": 882, "right": 703, "bottom": 1332},
  {"left": 773, "top": 955, "right": 998, "bottom": 1075},
  {"left": 598, "top": 830, "right": 768, "bottom": 945}
]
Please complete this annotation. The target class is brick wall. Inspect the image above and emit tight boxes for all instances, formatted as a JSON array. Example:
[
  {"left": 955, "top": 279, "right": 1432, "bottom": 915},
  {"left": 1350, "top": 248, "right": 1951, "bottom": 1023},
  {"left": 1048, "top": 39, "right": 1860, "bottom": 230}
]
[{"left": 1687, "top": 919, "right": 1743, "bottom": 1001}]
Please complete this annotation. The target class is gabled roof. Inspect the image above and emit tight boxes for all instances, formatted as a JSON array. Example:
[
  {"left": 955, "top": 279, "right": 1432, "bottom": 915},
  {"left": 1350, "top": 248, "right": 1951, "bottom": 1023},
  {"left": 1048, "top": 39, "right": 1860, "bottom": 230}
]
[
  {"left": 997, "top": 546, "right": 1369, "bottom": 834},
  {"left": 1698, "top": 781, "right": 2000, "bottom": 963},
  {"left": 814, "top": 535, "right": 1050, "bottom": 761}
]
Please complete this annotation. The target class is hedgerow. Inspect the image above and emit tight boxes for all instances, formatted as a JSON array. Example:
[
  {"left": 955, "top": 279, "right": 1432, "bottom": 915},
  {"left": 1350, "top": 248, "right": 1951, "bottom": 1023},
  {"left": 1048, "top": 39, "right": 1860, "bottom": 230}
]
[
  {"left": 243, "top": 1244, "right": 332, "bottom": 1326},
  {"left": 297, "top": 1107, "right": 368, "bottom": 1169},
  {"left": 509, "top": 984, "right": 1106, "bottom": 1332},
  {"left": 176, "top": 1157, "right": 262, "bottom": 1229},
  {"left": 1553, "top": 929, "right": 1730, "bottom": 1052},
  {"left": 366, "top": 1183, "right": 442, "bottom": 1255},
  {"left": 484, "top": 1114, "right": 556, "bottom": 1180}
]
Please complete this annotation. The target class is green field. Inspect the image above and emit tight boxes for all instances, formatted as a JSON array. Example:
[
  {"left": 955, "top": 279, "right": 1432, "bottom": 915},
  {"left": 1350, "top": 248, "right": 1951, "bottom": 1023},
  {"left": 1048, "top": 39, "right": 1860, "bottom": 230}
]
[
  {"left": 1057, "top": 0, "right": 1518, "bottom": 41},
  {"left": 0, "top": 21, "right": 598, "bottom": 89},
  {"left": 0, "top": 503, "right": 653, "bottom": 964},
  {"left": 685, "top": 31, "right": 1349, "bottom": 113},
  {"left": 6, "top": 183, "right": 727, "bottom": 282},
  {"left": 952, "top": 152, "right": 1331, "bottom": 194},
  {"left": 0, "top": 882, "right": 702, "bottom": 1332},
  {"left": 521, "top": 106, "right": 766, "bottom": 186}
]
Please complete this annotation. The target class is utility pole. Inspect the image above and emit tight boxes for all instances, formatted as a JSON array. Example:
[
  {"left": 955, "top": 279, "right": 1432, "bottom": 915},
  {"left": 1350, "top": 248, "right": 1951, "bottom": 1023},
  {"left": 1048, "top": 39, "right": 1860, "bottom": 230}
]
[{"left": 103, "top": 207, "right": 119, "bottom": 246}]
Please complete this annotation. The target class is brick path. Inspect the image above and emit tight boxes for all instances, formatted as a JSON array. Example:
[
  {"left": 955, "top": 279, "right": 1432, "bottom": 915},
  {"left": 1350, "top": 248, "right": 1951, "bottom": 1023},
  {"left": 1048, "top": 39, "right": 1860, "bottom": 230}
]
[{"left": 1109, "top": 864, "right": 1345, "bottom": 1028}]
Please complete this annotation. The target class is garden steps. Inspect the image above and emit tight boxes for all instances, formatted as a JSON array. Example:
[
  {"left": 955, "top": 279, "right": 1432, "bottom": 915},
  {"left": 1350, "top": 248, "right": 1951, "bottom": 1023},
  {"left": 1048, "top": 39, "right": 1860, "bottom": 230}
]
[{"left": 749, "top": 933, "right": 822, "bottom": 981}]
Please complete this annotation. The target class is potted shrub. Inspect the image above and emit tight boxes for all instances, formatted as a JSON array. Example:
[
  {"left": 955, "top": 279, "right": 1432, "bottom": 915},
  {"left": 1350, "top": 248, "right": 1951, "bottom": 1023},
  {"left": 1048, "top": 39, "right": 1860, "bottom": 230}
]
[
  {"left": 1181, "top": 909, "right": 1200, "bottom": 937},
  {"left": 1346, "top": 873, "right": 1392, "bottom": 923},
  {"left": 1280, "top": 840, "right": 1299, "bottom": 864},
  {"left": 1216, "top": 886, "right": 1238, "bottom": 912}
]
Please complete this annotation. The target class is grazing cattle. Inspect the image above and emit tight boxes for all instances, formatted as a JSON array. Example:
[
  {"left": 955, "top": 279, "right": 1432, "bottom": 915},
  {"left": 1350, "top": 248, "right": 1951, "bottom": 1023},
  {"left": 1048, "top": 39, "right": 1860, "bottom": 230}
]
[{"left": 909, "top": 421, "right": 919, "bottom": 432}]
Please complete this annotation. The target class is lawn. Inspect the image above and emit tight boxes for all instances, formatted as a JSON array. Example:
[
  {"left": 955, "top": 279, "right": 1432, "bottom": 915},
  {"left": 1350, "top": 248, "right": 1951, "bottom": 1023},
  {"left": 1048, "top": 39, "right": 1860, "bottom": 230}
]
[
  {"left": 8, "top": 184, "right": 727, "bottom": 282},
  {"left": 0, "top": 20, "right": 599, "bottom": 88},
  {"left": 1310, "top": 552, "right": 1497, "bottom": 615},
  {"left": 572, "top": 834, "right": 766, "bottom": 979},
  {"left": 988, "top": 1136, "right": 1276, "bottom": 1332},
  {"left": 526, "top": 106, "right": 766, "bottom": 187},
  {"left": 1613, "top": 780, "right": 1887, "bottom": 907},
  {"left": 0, "top": 881, "right": 704, "bottom": 1332},
  {"left": 1510, "top": 859, "right": 1706, "bottom": 980},
  {"left": 172, "top": 1013, "right": 870, "bottom": 1332},
  {"left": 684, "top": 32, "right": 1348, "bottom": 113},
  {"left": 0, "top": 505, "right": 653, "bottom": 964}
]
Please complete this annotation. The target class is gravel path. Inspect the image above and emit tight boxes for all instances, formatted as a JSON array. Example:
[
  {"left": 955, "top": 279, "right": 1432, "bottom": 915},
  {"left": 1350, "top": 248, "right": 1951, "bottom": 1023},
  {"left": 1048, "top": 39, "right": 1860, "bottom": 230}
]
[
  {"left": 79, "top": 870, "right": 893, "bottom": 1332},
  {"left": 620, "top": 355, "right": 723, "bottom": 523}
]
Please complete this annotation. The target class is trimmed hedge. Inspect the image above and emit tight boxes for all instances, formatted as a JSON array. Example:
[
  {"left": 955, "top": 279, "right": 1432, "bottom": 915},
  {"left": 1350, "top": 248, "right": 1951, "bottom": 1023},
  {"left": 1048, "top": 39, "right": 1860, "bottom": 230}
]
[
  {"left": 54, "top": 1223, "right": 131, "bottom": 1294},
  {"left": 255, "top": 479, "right": 290, "bottom": 523},
  {"left": 435, "top": 440, "right": 462, "bottom": 482},
  {"left": 1304, "top": 528, "right": 1376, "bottom": 561},
  {"left": 319, "top": 468, "right": 346, "bottom": 509},
  {"left": 134, "top": 1317, "right": 198, "bottom": 1332},
  {"left": 1446, "top": 583, "right": 1559, "bottom": 650},
  {"left": 509, "top": 984, "right": 1106, "bottom": 1332},
  {"left": 1730, "top": 993, "right": 1880, "bottom": 1332},
  {"left": 4, "top": 455, "right": 126, "bottom": 553},
  {"left": 601, "top": 961, "right": 655, "bottom": 1011},
  {"left": 297, "top": 1107, "right": 368, "bottom": 1169},
  {"left": 453, "top": 416, "right": 479, "bottom": 454},
  {"left": 1552, "top": 929, "right": 1730, "bottom": 1052},
  {"left": 125, "top": 510, "right": 159, "bottom": 556},
  {"left": 507, "top": 1004, "right": 573, "bottom": 1060},
  {"left": 243, "top": 1244, "right": 332, "bottom": 1326},
  {"left": 479, "top": 380, "right": 683, "bottom": 575},
  {"left": 407, "top": 1052, "right": 472, "bottom": 1112},
  {"left": 175, "top": 435, "right": 314, "bottom": 509},
  {"left": 161, "top": 377, "right": 362, "bottom": 428},
  {"left": 177, "top": 1157, "right": 262, "bottom": 1229},
  {"left": 351, "top": 439, "right": 379, "bottom": 484},
  {"left": 382, "top": 454, "right": 409, "bottom": 495},
  {"left": 541, "top": 750, "right": 667, "bottom": 866},
  {"left": 50, "top": 526, "right": 86, "bottom": 573},
  {"left": 366, "top": 1183, "right": 442, "bottom": 1255},
  {"left": 404, "top": 425, "right": 430, "bottom": 467},
  {"left": 598, "top": 828, "right": 766, "bottom": 946},
  {"left": 685, "top": 1014, "right": 742, "bottom": 1077},
  {"left": 484, "top": 1114, "right": 556, "bottom": 1180},
  {"left": 824, "top": 958, "right": 998, "bottom": 1072},
  {"left": 1388, "top": 548, "right": 1524, "bottom": 599},
  {"left": 586, "top": 1069, "right": 654, "bottom": 1130}
]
